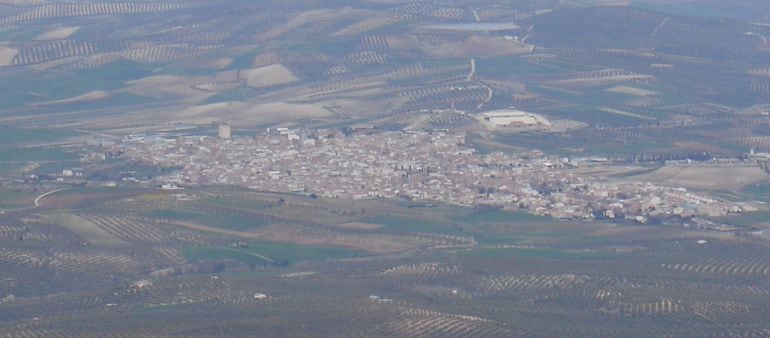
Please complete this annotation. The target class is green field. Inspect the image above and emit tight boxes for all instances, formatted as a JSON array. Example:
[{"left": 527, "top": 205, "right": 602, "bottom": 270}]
[
  {"left": 0, "top": 163, "right": 24, "bottom": 177},
  {"left": 0, "top": 145, "right": 78, "bottom": 178},
  {"left": 362, "top": 209, "right": 554, "bottom": 239},
  {"left": 185, "top": 242, "right": 365, "bottom": 267},
  {"left": 0, "top": 61, "right": 156, "bottom": 109},
  {"left": 712, "top": 211, "right": 770, "bottom": 227},
  {"left": 388, "top": 69, "right": 468, "bottom": 87},
  {"left": 476, "top": 56, "right": 560, "bottom": 79},
  {"left": 364, "top": 214, "right": 466, "bottom": 235},
  {"left": 454, "top": 210, "right": 551, "bottom": 225},
  {"left": 0, "top": 187, "right": 36, "bottom": 208},
  {"left": 204, "top": 197, "right": 276, "bottom": 211},
  {"left": 0, "top": 146, "right": 77, "bottom": 163},
  {"left": 461, "top": 246, "right": 611, "bottom": 260},
  {"left": 631, "top": 2, "right": 733, "bottom": 19},
  {"left": 0, "top": 127, "right": 80, "bottom": 148},
  {"left": 147, "top": 209, "right": 271, "bottom": 231},
  {"left": 741, "top": 181, "right": 770, "bottom": 201},
  {"left": 204, "top": 87, "right": 257, "bottom": 104}
]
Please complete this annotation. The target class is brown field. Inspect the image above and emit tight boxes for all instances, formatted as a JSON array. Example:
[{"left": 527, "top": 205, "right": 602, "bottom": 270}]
[
  {"left": 606, "top": 85, "right": 657, "bottom": 97},
  {"left": 0, "top": 45, "right": 19, "bottom": 66},
  {"left": 34, "top": 26, "right": 81, "bottom": 41},
  {"left": 239, "top": 64, "right": 299, "bottom": 88},
  {"left": 41, "top": 213, "right": 128, "bottom": 247},
  {"left": 176, "top": 101, "right": 333, "bottom": 126},
  {"left": 335, "top": 222, "right": 384, "bottom": 230},
  {"left": 124, "top": 75, "right": 208, "bottom": 98},
  {"left": 628, "top": 165, "right": 770, "bottom": 190},
  {"left": 449, "top": 36, "right": 534, "bottom": 58},
  {"left": 209, "top": 58, "right": 234, "bottom": 69}
]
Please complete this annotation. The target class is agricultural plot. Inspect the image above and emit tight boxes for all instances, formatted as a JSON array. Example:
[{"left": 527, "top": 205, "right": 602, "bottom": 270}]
[
  {"left": 79, "top": 214, "right": 173, "bottom": 244},
  {"left": 41, "top": 213, "right": 128, "bottom": 247},
  {"left": 147, "top": 209, "right": 272, "bottom": 232},
  {"left": 628, "top": 165, "right": 769, "bottom": 191},
  {"left": 0, "top": 185, "right": 770, "bottom": 336}
]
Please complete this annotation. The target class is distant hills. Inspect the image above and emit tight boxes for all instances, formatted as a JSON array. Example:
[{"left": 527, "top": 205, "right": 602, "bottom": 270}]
[{"left": 0, "top": 0, "right": 769, "bottom": 157}]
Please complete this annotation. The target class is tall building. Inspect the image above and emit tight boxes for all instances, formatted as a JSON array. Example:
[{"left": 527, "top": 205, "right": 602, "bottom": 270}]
[{"left": 218, "top": 123, "right": 231, "bottom": 139}]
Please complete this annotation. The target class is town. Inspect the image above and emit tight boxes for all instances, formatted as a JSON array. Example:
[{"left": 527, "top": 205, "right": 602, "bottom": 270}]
[{"left": 110, "top": 127, "right": 747, "bottom": 223}]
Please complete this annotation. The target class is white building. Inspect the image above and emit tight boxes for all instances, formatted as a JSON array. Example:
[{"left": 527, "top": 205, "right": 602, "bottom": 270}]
[
  {"left": 218, "top": 124, "right": 232, "bottom": 139},
  {"left": 479, "top": 109, "right": 552, "bottom": 129}
]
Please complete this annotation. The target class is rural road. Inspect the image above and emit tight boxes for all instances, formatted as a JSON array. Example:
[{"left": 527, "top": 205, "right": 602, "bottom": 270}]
[
  {"left": 467, "top": 58, "right": 476, "bottom": 81},
  {"left": 34, "top": 188, "right": 67, "bottom": 207}
]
